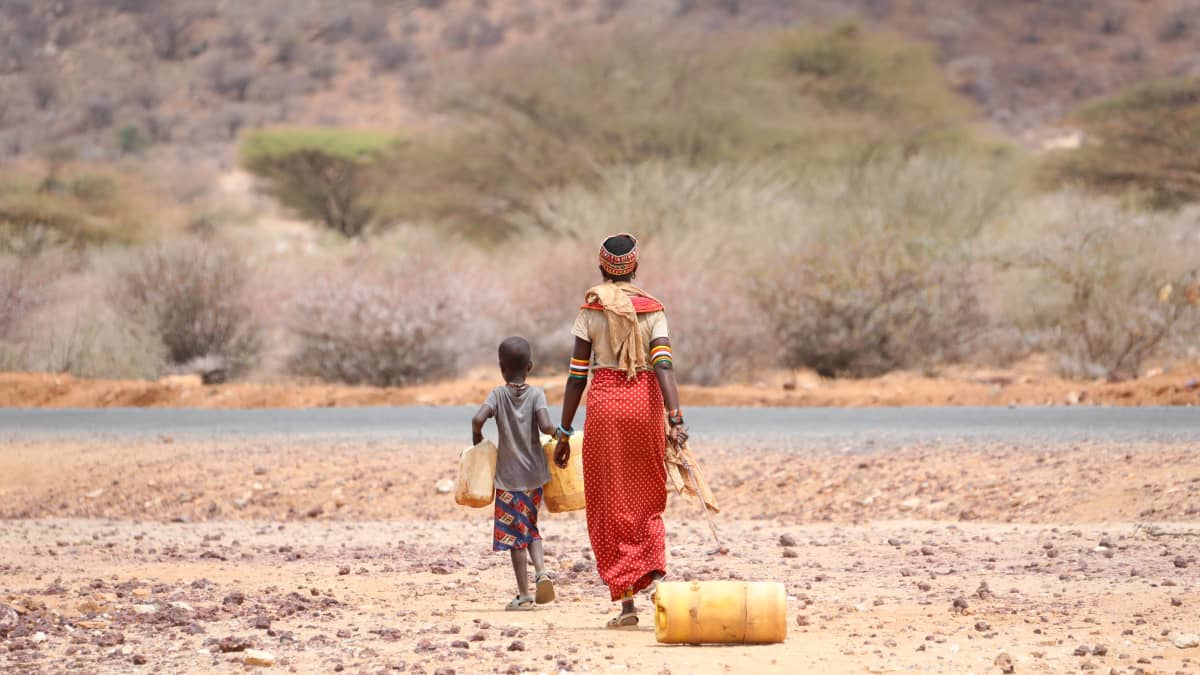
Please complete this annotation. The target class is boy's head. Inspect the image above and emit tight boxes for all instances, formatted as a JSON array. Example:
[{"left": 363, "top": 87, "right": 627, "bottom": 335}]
[{"left": 498, "top": 336, "right": 533, "bottom": 382}]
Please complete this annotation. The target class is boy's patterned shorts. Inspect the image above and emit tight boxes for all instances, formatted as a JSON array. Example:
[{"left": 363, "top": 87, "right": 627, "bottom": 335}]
[{"left": 493, "top": 487, "right": 542, "bottom": 551}]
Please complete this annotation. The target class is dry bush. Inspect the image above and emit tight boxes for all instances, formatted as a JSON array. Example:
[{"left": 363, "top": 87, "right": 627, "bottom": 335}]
[
  {"left": 0, "top": 257, "right": 43, "bottom": 340},
  {"left": 754, "top": 240, "right": 987, "bottom": 378},
  {"left": 1000, "top": 196, "right": 1200, "bottom": 380},
  {"left": 285, "top": 255, "right": 484, "bottom": 387},
  {"left": 113, "top": 241, "right": 262, "bottom": 378},
  {"left": 643, "top": 263, "right": 773, "bottom": 385}
]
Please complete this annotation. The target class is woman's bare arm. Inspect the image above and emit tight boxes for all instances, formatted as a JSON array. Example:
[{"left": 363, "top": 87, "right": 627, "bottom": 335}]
[
  {"left": 554, "top": 337, "right": 592, "bottom": 467},
  {"left": 651, "top": 337, "right": 689, "bottom": 447}
]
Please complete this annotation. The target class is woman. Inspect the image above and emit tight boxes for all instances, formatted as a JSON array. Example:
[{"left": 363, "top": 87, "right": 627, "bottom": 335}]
[{"left": 553, "top": 233, "right": 689, "bottom": 629}]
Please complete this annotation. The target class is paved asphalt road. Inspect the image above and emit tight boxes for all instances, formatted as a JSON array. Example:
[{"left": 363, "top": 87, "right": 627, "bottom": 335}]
[{"left": 1, "top": 406, "right": 1196, "bottom": 448}]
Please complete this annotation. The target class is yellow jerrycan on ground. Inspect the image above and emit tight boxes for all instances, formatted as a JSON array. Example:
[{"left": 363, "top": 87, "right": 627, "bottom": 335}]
[
  {"left": 541, "top": 434, "right": 585, "bottom": 513},
  {"left": 455, "top": 440, "right": 497, "bottom": 508},
  {"left": 654, "top": 581, "right": 787, "bottom": 644}
]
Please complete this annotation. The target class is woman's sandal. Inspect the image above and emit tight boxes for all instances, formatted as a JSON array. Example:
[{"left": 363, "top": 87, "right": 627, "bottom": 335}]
[
  {"left": 605, "top": 611, "right": 639, "bottom": 629},
  {"left": 505, "top": 595, "right": 535, "bottom": 611},
  {"left": 534, "top": 572, "right": 556, "bottom": 604}
]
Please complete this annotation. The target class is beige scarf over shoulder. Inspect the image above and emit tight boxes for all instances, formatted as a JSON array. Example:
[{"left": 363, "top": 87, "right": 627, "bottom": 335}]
[{"left": 583, "top": 281, "right": 663, "bottom": 380}]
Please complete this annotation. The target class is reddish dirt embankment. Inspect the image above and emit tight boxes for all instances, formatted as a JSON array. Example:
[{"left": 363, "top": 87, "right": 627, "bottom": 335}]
[{"left": 2, "top": 361, "right": 1199, "bottom": 408}]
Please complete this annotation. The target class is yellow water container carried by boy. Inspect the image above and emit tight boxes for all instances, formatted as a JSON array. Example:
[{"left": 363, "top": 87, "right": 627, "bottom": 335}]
[
  {"left": 654, "top": 581, "right": 787, "bottom": 644},
  {"left": 455, "top": 440, "right": 498, "bottom": 508},
  {"left": 541, "top": 434, "right": 585, "bottom": 513}
]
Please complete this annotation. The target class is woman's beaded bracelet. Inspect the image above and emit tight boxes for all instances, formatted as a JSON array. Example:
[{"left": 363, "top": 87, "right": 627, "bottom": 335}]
[
  {"left": 667, "top": 409, "right": 684, "bottom": 426},
  {"left": 557, "top": 424, "right": 575, "bottom": 439}
]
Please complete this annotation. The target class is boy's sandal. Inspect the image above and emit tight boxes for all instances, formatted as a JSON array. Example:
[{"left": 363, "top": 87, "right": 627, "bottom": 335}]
[
  {"left": 505, "top": 595, "right": 535, "bottom": 611},
  {"left": 534, "top": 572, "right": 556, "bottom": 604},
  {"left": 605, "top": 611, "right": 639, "bottom": 629}
]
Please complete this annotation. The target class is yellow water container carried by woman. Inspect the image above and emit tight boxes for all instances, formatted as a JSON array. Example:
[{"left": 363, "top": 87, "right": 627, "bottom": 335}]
[
  {"left": 541, "top": 434, "right": 585, "bottom": 513},
  {"left": 455, "top": 440, "right": 498, "bottom": 508},
  {"left": 654, "top": 581, "right": 787, "bottom": 644}
]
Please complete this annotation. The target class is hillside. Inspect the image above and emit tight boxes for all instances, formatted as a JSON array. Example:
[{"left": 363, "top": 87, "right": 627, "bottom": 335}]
[{"left": 2, "top": 0, "right": 1198, "bottom": 174}]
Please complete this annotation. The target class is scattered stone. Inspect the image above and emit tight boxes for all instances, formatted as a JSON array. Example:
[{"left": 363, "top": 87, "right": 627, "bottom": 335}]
[
  {"left": 1173, "top": 633, "right": 1200, "bottom": 649},
  {"left": 975, "top": 620, "right": 990, "bottom": 632},
  {"left": 244, "top": 649, "right": 276, "bottom": 666},
  {"left": 507, "top": 640, "right": 525, "bottom": 652},
  {"left": 0, "top": 604, "right": 18, "bottom": 635},
  {"left": 415, "top": 639, "right": 436, "bottom": 653},
  {"left": 435, "top": 479, "right": 454, "bottom": 494},
  {"left": 133, "top": 604, "right": 157, "bottom": 614},
  {"left": 571, "top": 560, "right": 591, "bottom": 573},
  {"left": 1091, "top": 645, "right": 1107, "bottom": 656},
  {"left": 451, "top": 640, "right": 469, "bottom": 649},
  {"left": 887, "top": 538, "right": 901, "bottom": 546},
  {"left": 917, "top": 582, "right": 932, "bottom": 592},
  {"left": 469, "top": 631, "right": 486, "bottom": 642},
  {"left": 1173, "top": 556, "right": 1188, "bottom": 569},
  {"left": 975, "top": 582, "right": 993, "bottom": 599},
  {"left": 218, "top": 636, "right": 252, "bottom": 652},
  {"left": 253, "top": 615, "right": 271, "bottom": 630},
  {"left": 338, "top": 565, "right": 350, "bottom": 576},
  {"left": 782, "top": 549, "right": 798, "bottom": 559},
  {"left": 920, "top": 546, "right": 935, "bottom": 556},
  {"left": 995, "top": 652, "right": 1014, "bottom": 673},
  {"left": 336, "top": 629, "right": 351, "bottom": 638},
  {"left": 305, "top": 505, "right": 323, "bottom": 518},
  {"left": 95, "top": 631, "right": 125, "bottom": 647},
  {"left": 795, "top": 615, "right": 810, "bottom": 627},
  {"left": 779, "top": 534, "right": 797, "bottom": 547},
  {"left": 31, "top": 631, "right": 46, "bottom": 643},
  {"left": 899, "top": 497, "right": 921, "bottom": 511},
  {"left": 1074, "top": 645, "right": 1090, "bottom": 656},
  {"left": 253, "top": 465, "right": 268, "bottom": 476},
  {"left": 222, "top": 591, "right": 245, "bottom": 606},
  {"left": 953, "top": 598, "right": 969, "bottom": 614},
  {"left": 132, "top": 654, "right": 147, "bottom": 665},
  {"left": 1171, "top": 597, "right": 1182, "bottom": 607}
]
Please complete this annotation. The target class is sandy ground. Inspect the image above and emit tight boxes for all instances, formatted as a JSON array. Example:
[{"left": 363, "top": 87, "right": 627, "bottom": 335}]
[
  {"left": 2, "top": 437, "right": 1199, "bottom": 673},
  {"left": 2, "top": 359, "right": 1199, "bottom": 409}
]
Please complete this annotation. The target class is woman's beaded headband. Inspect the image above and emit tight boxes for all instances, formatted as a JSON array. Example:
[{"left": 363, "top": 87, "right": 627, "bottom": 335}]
[{"left": 599, "top": 233, "right": 638, "bottom": 277}]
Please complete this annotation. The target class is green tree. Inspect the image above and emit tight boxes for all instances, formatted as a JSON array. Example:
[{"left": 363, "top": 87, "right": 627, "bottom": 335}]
[
  {"left": 375, "top": 21, "right": 974, "bottom": 241},
  {"left": 1045, "top": 78, "right": 1200, "bottom": 209},
  {"left": 240, "top": 128, "right": 394, "bottom": 237}
]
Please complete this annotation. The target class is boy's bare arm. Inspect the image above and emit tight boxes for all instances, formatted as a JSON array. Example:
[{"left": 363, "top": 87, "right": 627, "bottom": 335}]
[
  {"left": 535, "top": 408, "right": 555, "bottom": 437},
  {"left": 471, "top": 404, "right": 493, "bottom": 446}
]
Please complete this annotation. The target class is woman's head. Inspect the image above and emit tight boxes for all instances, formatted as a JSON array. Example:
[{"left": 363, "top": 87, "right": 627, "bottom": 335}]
[{"left": 599, "top": 233, "right": 638, "bottom": 281}]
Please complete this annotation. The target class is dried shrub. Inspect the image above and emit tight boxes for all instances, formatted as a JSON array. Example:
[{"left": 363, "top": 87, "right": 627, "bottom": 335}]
[
  {"left": 0, "top": 257, "right": 43, "bottom": 340},
  {"left": 646, "top": 265, "right": 772, "bottom": 385},
  {"left": 371, "top": 42, "right": 413, "bottom": 74},
  {"left": 208, "top": 59, "right": 255, "bottom": 101},
  {"left": 141, "top": 4, "right": 208, "bottom": 60},
  {"left": 1158, "top": 8, "right": 1198, "bottom": 41},
  {"left": 113, "top": 241, "right": 262, "bottom": 378},
  {"left": 1002, "top": 197, "right": 1200, "bottom": 380},
  {"left": 441, "top": 12, "right": 506, "bottom": 51},
  {"left": 285, "top": 260, "right": 479, "bottom": 387}
]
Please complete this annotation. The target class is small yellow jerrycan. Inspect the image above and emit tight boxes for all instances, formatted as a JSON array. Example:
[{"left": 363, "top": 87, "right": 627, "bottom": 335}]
[
  {"left": 454, "top": 440, "right": 497, "bottom": 508},
  {"left": 541, "top": 434, "right": 585, "bottom": 513},
  {"left": 654, "top": 581, "right": 787, "bottom": 644}
]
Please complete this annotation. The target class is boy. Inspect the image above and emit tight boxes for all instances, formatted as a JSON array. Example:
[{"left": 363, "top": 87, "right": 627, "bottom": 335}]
[{"left": 471, "top": 336, "right": 558, "bottom": 610}]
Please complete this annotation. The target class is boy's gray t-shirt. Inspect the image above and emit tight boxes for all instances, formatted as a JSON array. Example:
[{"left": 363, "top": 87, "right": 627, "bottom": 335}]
[{"left": 485, "top": 385, "right": 551, "bottom": 492}]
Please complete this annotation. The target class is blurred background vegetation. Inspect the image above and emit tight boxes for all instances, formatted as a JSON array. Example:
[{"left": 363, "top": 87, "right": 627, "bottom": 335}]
[{"left": 1, "top": 0, "right": 1197, "bottom": 386}]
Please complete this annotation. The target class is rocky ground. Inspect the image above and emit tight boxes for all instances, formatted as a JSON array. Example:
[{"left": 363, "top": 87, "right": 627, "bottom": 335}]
[{"left": 2, "top": 437, "right": 1199, "bottom": 673}]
